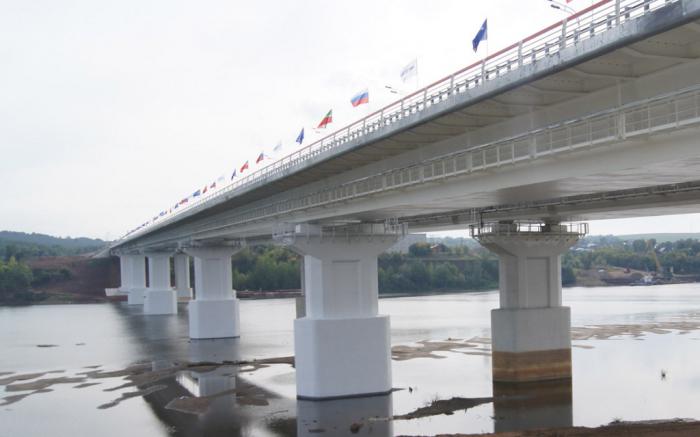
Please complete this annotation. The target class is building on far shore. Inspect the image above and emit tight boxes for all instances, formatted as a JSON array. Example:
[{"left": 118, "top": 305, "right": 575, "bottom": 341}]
[{"left": 387, "top": 233, "right": 427, "bottom": 254}]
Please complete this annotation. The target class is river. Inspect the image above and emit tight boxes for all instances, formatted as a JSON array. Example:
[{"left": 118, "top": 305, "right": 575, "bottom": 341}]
[{"left": 2, "top": 284, "right": 700, "bottom": 436}]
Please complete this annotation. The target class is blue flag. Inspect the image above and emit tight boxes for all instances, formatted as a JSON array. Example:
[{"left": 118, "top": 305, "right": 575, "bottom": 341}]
[
  {"left": 192, "top": 189, "right": 201, "bottom": 197},
  {"left": 472, "top": 19, "right": 487, "bottom": 52},
  {"left": 296, "top": 128, "right": 304, "bottom": 145},
  {"left": 230, "top": 168, "right": 237, "bottom": 180}
]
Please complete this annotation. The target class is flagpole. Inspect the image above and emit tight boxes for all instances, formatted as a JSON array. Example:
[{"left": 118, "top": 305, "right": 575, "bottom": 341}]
[
  {"left": 485, "top": 20, "right": 489, "bottom": 66},
  {"left": 415, "top": 58, "right": 419, "bottom": 90}
]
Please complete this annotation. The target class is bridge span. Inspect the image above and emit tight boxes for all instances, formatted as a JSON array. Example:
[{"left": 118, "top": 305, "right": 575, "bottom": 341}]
[{"left": 107, "top": 0, "right": 700, "bottom": 399}]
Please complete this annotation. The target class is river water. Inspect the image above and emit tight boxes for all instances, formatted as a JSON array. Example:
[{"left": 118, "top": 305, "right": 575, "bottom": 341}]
[{"left": 2, "top": 284, "right": 700, "bottom": 436}]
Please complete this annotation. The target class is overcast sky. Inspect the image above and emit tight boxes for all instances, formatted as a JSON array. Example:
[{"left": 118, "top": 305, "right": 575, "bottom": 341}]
[{"left": 2, "top": 0, "right": 699, "bottom": 240}]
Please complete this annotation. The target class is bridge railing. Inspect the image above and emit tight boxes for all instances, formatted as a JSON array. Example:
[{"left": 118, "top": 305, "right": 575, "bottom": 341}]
[
  {"left": 120, "top": 0, "right": 678, "bottom": 242},
  {"left": 469, "top": 222, "right": 589, "bottom": 238}
]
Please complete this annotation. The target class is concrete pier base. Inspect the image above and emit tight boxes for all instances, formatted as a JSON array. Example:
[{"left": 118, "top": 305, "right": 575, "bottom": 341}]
[
  {"left": 493, "top": 379, "right": 573, "bottom": 432},
  {"left": 185, "top": 246, "right": 242, "bottom": 339},
  {"left": 127, "top": 288, "right": 146, "bottom": 305},
  {"left": 188, "top": 298, "right": 240, "bottom": 339},
  {"left": 173, "top": 254, "right": 193, "bottom": 300},
  {"left": 125, "top": 254, "right": 147, "bottom": 306},
  {"left": 144, "top": 289, "right": 178, "bottom": 315},
  {"left": 144, "top": 252, "right": 177, "bottom": 315},
  {"left": 491, "top": 307, "right": 572, "bottom": 382},
  {"left": 295, "top": 315, "right": 392, "bottom": 400},
  {"left": 277, "top": 223, "right": 404, "bottom": 399},
  {"left": 473, "top": 222, "right": 585, "bottom": 383}
]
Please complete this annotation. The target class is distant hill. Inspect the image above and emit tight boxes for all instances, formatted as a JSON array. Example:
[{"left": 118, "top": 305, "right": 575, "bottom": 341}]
[
  {"left": 611, "top": 233, "right": 700, "bottom": 243},
  {"left": 0, "top": 231, "right": 108, "bottom": 259}
]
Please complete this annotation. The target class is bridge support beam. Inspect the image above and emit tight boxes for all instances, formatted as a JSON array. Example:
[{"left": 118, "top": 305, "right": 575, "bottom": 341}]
[
  {"left": 144, "top": 252, "right": 177, "bottom": 315},
  {"left": 278, "top": 223, "right": 404, "bottom": 400},
  {"left": 184, "top": 247, "right": 240, "bottom": 339},
  {"left": 474, "top": 223, "right": 584, "bottom": 383},
  {"left": 173, "top": 253, "right": 193, "bottom": 299},
  {"left": 127, "top": 254, "right": 147, "bottom": 305}
]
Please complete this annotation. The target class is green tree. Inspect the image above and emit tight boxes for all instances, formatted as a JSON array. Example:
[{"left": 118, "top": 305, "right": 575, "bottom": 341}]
[{"left": 0, "top": 257, "right": 34, "bottom": 302}]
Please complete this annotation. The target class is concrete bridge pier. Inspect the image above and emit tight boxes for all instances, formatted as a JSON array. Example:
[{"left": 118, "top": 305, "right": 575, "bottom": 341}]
[
  {"left": 127, "top": 254, "right": 148, "bottom": 305},
  {"left": 173, "top": 253, "right": 193, "bottom": 299},
  {"left": 116, "top": 255, "right": 132, "bottom": 295},
  {"left": 281, "top": 223, "right": 403, "bottom": 400},
  {"left": 143, "top": 252, "right": 177, "bottom": 315},
  {"left": 473, "top": 222, "right": 585, "bottom": 382},
  {"left": 184, "top": 247, "right": 241, "bottom": 339}
]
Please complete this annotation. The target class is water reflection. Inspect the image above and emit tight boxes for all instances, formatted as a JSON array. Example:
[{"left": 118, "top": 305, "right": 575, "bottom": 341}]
[
  {"left": 493, "top": 379, "right": 573, "bottom": 433},
  {"left": 4, "top": 287, "right": 700, "bottom": 436},
  {"left": 137, "top": 337, "right": 298, "bottom": 437},
  {"left": 297, "top": 394, "right": 393, "bottom": 436}
]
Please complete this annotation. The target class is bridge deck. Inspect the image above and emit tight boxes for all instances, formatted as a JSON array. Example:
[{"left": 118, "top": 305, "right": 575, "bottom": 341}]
[{"left": 113, "top": 0, "right": 700, "bottom": 251}]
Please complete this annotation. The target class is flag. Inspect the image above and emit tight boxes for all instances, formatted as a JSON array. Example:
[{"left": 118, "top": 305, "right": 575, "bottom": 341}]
[
  {"left": 256, "top": 152, "right": 267, "bottom": 164},
  {"left": 210, "top": 181, "right": 216, "bottom": 189},
  {"left": 216, "top": 175, "right": 225, "bottom": 184},
  {"left": 317, "top": 109, "right": 332, "bottom": 128},
  {"left": 203, "top": 185, "right": 208, "bottom": 194},
  {"left": 192, "top": 189, "right": 201, "bottom": 197},
  {"left": 273, "top": 141, "right": 283, "bottom": 154},
  {"left": 230, "top": 168, "right": 237, "bottom": 180},
  {"left": 400, "top": 59, "right": 417, "bottom": 83},
  {"left": 350, "top": 89, "right": 369, "bottom": 107},
  {"left": 472, "top": 19, "right": 488, "bottom": 52},
  {"left": 179, "top": 198, "right": 188, "bottom": 205},
  {"left": 296, "top": 128, "right": 305, "bottom": 145},
  {"left": 240, "top": 161, "right": 249, "bottom": 172}
]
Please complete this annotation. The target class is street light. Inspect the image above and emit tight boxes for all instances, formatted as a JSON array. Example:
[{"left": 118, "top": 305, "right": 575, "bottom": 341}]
[{"left": 547, "top": 0, "right": 581, "bottom": 26}]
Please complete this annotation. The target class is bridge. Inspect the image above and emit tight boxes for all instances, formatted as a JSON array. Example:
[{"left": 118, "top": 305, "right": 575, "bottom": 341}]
[{"left": 106, "top": 0, "right": 700, "bottom": 400}]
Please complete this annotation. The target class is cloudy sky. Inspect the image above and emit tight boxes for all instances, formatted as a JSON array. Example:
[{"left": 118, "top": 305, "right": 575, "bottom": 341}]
[{"left": 2, "top": 0, "right": 699, "bottom": 240}]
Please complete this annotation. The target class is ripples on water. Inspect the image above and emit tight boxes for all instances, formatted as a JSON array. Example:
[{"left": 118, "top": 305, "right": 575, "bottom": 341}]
[{"left": 2, "top": 284, "right": 700, "bottom": 436}]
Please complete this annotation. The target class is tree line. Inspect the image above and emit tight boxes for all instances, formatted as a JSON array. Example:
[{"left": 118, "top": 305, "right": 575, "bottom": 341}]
[
  {"left": 229, "top": 243, "right": 499, "bottom": 294},
  {"left": 564, "top": 237, "right": 700, "bottom": 276}
]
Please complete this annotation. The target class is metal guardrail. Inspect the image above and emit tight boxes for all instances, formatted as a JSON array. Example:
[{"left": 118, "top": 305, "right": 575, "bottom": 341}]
[
  {"left": 272, "top": 220, "right": 407, "bottom": 245},
  {"left": 469, "top": 222, "right": 589, "bottom": 238},
  {"left": 119, "top": 0, "right": 678, "bottom": 243}
]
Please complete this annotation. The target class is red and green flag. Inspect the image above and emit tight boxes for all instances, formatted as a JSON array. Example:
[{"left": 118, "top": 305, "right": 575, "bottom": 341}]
[{"left": 317, "top": 109, "right": 333, "bottom": 128}]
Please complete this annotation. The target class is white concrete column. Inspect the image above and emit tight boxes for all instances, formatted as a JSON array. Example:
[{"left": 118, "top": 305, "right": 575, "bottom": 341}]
[
  {"left": 282, "top": 223, "right": 403, "bottom": 400},
  {"left": 127, "top": 254, "right": 147, "bottom": 305},
  {"left": 118, "top": 256, "right": 131, "bottom": 293},
  {"left": 475, "top": 223, "right": 584, "bottom": 382},
  {"left": 106, "top": 255, "right": 132, "bottom": 297},
  {"left": 295, "top": 255, "right": 306, "bottom": 318},
  {"left": 184, "top": 246, "right": 240, "bottom": 339},
  {"left": 143, "top": 252, "right": 177, "bottom": 315},
  {"left": 173, "top": 253, "right": 193, "bottom": 299}
]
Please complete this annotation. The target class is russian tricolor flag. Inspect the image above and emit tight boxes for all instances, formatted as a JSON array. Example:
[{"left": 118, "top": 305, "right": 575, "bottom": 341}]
[{"left": 350, "top": 89, "right": 369, "bottom": 107}]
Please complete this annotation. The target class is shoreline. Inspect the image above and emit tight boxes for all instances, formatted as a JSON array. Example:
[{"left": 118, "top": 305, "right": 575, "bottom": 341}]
[
  {"left": 4, "top": 280, "right": 700, "bottom": 307},
  {"left": 444, "top": 419, "right": 700, "bottom": 437}
]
